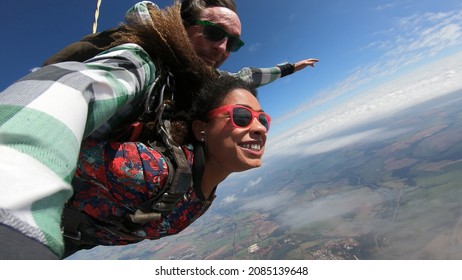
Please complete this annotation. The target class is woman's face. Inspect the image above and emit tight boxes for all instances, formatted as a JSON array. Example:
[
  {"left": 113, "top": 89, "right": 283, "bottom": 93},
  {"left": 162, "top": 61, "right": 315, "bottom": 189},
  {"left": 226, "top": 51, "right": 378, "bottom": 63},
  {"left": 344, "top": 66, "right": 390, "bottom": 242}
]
[{"left": 200, "top": 88, "right": 269, "bottom": 173}]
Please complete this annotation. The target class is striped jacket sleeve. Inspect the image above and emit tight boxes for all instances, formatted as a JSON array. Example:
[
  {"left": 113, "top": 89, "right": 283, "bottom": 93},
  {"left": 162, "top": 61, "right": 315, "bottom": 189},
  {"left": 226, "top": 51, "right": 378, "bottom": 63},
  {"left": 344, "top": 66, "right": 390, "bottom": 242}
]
[
  {"left": 0, "top": 43, "right": 156, "bottom": 257},
  {"left": 226, "top": 66, "right": 284, "bottom": 88}
]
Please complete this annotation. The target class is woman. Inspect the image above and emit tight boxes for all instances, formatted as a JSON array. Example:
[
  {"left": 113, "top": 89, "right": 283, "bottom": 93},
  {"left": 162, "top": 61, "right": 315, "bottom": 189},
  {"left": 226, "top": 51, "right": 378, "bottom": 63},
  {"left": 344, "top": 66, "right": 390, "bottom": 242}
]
[{"left": 62, "top": 75, "right": 271, "bottom": 257}]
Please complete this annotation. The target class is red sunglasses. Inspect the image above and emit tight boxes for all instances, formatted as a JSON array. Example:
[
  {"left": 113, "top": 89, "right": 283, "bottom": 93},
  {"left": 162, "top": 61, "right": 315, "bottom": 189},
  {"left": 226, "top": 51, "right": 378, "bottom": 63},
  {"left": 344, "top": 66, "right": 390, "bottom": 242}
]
[{"left": 207, "top": 105, "right": 271, "bottom": 131}]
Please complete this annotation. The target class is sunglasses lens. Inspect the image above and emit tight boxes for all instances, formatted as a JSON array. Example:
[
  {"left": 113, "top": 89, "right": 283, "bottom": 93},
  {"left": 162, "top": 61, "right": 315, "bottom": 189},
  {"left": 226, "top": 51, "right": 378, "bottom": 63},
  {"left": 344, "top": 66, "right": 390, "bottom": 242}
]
[
  {"left": 226, "top": 37, "right": 242, "bottom": 52},
  {"left": 203, "top": 25, "right": 226, "bottom": 42},
  {"left": 201, "top": 22, "right": 244, "bottom": 52},
  {"left": 232, "top": 107, "right": 252, "bottom": 127},
  {"left": 231, "top": 107, "right": 270, "bottom": 130},
  {"left": 258, "top": 114, "right": 270, "bottom": 130}
]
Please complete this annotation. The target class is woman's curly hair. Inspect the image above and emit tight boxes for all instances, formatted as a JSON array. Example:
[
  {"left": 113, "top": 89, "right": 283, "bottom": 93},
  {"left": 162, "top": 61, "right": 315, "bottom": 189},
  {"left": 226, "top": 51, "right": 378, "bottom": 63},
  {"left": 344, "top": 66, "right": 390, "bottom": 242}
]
[{"left": 108, "top": 2, "right": 220, "bottom": 144}]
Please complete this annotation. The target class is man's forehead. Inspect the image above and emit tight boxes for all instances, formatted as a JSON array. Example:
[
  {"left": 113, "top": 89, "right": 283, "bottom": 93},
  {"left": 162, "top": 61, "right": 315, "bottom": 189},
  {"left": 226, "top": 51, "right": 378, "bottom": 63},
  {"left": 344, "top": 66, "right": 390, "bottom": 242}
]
[
  {"left": 202, "top": 7, "right": 237, "bottom": 18},
  {"left": 200, "top": 7, "right": 242, "bottom": 34}
]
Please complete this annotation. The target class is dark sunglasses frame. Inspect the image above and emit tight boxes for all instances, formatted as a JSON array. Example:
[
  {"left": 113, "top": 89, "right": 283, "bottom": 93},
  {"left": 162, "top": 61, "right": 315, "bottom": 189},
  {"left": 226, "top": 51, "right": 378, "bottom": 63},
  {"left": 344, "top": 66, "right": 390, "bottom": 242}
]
[
  {"left": 207, "top": 105, "right": 271, "bottom": 131},
  {"left": 194, "top": 20, "right": 245, "bottom": 52}
]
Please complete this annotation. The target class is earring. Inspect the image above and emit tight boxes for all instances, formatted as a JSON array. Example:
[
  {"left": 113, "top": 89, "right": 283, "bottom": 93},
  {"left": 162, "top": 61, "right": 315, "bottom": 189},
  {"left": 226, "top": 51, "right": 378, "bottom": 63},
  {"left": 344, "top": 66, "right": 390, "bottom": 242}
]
[{"left": 200, "top": 131, "right": 206, "bottom": 142}]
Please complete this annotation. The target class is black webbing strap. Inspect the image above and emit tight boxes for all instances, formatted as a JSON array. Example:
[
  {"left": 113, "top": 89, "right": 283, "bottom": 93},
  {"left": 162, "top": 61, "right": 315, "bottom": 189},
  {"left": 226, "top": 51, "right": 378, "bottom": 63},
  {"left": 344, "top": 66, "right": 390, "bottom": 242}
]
[
  {"left": 125, "top": 71, "right": 192, "bottom": 225},
  {"left": 126, "top": 114, "right": 192, "bottom": 224}
]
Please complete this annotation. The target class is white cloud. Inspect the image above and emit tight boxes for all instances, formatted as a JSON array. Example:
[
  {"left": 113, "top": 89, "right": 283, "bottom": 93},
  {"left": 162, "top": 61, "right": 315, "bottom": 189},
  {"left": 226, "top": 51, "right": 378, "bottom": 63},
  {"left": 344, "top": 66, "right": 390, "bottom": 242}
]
[
  {"left": 241, "top": 191, "right": 297, "bottom": 212},
  {"left": 247, "top": 177, "right": 262, "bottom": 187},
  {"left": 238, "top": 187, "right": 383, "bottom": 231},
  {"left": 221, "top": 195, "right": 237, "bottom": 204},
  {"left": 248, "top": 42, "right": 261, "bottom": 53},
  {"left": 267, "top": 50, "right": 462, "bottom": 159},
  {"left": 376, "top": 3, "right": 397, "bottom": 11},
  {"left": 288, "top": 128, "right": 406, "bottom": 157},
  {"left": 276, "top": 187, "right": 383, "bottom": 229}
]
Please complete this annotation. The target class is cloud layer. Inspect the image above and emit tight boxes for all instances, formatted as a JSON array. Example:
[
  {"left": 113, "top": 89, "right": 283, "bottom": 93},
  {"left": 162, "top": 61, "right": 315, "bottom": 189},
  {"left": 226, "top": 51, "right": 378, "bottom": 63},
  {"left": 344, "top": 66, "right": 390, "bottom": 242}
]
[{"left": 267, "top": 50, "right": 462, "bottom": 159}]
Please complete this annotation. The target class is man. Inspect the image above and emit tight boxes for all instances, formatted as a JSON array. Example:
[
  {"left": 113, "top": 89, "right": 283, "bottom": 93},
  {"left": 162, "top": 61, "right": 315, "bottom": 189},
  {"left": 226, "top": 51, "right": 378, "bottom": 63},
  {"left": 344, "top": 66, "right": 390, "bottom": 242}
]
[{"left": 43, "top": 1, "right": 319, "bottom": 87}]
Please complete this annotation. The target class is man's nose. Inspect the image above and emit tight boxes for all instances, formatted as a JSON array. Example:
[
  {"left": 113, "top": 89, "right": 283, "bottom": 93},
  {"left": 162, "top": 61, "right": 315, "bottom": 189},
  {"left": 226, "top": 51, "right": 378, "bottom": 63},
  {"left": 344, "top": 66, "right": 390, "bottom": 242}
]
[{"left": 215, "top": 37, "right": 229, "bottom": 53}]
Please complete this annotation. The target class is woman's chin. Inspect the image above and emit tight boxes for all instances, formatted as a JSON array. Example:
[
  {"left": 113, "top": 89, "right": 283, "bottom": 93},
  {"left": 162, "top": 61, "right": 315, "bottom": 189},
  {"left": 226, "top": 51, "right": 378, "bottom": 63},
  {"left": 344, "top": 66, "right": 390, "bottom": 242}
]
[{"left": 242, "top": 159, "right": 262, "bottom": 170}]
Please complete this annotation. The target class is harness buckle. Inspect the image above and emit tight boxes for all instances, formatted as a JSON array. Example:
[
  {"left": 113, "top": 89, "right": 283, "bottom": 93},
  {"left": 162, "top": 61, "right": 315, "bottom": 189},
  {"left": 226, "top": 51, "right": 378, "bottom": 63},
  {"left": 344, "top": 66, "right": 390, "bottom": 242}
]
[{"left": 62, "top": 227, "right": 82, "bottom": 241}]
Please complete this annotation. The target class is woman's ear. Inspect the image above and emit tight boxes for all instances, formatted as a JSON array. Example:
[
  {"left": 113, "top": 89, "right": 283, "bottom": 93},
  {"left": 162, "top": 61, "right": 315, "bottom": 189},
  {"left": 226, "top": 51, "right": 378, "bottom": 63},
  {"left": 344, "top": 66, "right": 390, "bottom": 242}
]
[{"left": 192, "top": 120, "right": 207, "bottom": 142}]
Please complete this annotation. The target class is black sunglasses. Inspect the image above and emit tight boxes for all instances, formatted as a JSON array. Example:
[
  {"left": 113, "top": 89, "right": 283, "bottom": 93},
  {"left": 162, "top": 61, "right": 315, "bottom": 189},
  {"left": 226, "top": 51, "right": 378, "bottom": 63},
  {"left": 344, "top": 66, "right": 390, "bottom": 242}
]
[{"left": 194, "top": 20, "right": 245, "bottom": 52}]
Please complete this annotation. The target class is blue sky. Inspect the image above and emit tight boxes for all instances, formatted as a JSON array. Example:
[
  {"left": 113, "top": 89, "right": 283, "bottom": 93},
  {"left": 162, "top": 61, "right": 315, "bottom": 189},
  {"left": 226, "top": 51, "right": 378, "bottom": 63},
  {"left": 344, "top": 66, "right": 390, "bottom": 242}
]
[{"left": 1, "top": 0, "right": 462, "bottom": 137}]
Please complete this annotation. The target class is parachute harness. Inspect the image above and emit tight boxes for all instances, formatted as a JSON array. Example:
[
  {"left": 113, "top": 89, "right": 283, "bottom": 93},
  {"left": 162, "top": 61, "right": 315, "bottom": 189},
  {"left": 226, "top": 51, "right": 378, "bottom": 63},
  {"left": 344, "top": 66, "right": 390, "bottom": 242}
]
[
  {"left": 127, "top": 70, "right": 193, "bottom": 224},
  {"left": 62, "top": 67, "right": 195, "bottom": 250}
]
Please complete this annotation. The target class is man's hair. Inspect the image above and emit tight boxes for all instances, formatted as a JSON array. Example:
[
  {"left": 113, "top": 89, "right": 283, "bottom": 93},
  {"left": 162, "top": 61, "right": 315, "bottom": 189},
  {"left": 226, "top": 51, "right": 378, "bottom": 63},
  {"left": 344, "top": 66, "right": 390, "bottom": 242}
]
[{"left": 180, "top": 0, "right": 237, "bottom": 24}]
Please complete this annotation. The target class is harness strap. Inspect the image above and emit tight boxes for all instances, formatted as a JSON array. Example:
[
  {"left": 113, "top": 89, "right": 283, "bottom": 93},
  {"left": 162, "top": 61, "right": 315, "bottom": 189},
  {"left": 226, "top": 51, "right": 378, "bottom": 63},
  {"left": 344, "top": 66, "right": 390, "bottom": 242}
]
[
  {"left": 62, "top": 207, "right": 84, "bottom": 241},
  {"left": 62, "top": 206, "right": 148, "bottom": 257},
  {"left": 62, "top": 207, "right": 97, "bottom": 246}
]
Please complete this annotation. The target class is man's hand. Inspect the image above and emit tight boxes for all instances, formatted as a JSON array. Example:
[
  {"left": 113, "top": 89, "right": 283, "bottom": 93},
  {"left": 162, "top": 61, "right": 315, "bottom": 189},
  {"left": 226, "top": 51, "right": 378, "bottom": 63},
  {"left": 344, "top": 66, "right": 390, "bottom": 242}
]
[{"left": 294, "top": 58, "right": 319, "bottom": 72}]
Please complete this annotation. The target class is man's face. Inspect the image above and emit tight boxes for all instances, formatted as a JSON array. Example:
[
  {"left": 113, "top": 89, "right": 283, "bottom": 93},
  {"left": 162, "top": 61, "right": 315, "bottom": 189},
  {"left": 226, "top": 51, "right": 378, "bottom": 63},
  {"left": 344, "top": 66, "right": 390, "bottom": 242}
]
[{"left": 186, "top": 7, "right": 242, "bottom": 68}]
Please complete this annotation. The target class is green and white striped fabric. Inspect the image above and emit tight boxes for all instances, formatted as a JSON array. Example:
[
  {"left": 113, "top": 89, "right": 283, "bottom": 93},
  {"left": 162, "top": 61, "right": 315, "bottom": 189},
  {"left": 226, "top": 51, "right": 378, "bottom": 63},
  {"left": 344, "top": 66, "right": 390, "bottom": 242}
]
[
  {"left": 229, "top": 66, "right": 284, "bottom": 88},
  {"left": 0, "top": 43, "right": 156, "bottom": 257}
]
